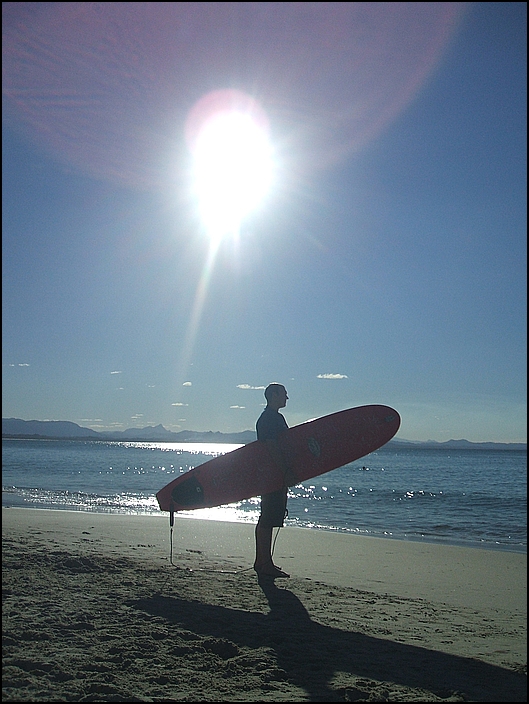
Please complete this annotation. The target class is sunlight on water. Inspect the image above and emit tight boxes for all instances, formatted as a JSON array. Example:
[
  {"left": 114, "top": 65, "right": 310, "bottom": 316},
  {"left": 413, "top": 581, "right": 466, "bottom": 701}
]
[
  {"left": 112, "top": 442, "right": 242, "bottom": 455},
  {"left": 2, "top": 439, "right": 526, "bottom": 551},
  {"left": 2, "top": 487, "right": 163, "bottom": 514},
  {"left": 177, "top": 503, "right": 261, "bottom": 524}
]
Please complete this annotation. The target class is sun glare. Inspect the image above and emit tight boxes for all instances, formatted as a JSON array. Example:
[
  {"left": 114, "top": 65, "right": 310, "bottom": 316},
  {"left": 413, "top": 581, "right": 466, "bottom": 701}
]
[
  {"left": 177, "top": 90, "right": 275, "bottom": 388},
  {"left": 187, "top": 91, "right": 274, "bottom": 241},
  {"left": 193, "top": 111, "right": 273, "bottom": 238}
]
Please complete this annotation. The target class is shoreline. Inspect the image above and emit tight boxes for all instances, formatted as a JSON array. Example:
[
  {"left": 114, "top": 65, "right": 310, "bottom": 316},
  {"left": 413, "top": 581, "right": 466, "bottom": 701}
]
[
  {"left": 2, "top": 502, "right": 526, "bottom": 556},
  {"left": 3, "top": 507, "right": 527, "bottom": 702}
]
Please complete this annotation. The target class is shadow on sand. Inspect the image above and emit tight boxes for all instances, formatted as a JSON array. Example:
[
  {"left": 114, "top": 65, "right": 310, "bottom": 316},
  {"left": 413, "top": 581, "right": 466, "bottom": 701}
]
[{"left": 131, "top": 576, "right": 525, "bottom": 702}]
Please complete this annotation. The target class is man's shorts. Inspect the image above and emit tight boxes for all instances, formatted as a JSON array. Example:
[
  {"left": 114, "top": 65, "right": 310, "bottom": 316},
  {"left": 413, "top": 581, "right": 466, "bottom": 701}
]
[{"left": 258, "top": 487, "right": 288, "bottom": 528}]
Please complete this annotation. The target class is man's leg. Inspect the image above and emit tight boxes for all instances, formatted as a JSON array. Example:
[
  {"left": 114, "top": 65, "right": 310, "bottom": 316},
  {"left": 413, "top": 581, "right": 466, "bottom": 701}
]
[
  {"left": 254, "top": 520, "right": 272, "bottom": 568},
  {"left": 254, "top": 520, "right": 289, "bottom": 577}
]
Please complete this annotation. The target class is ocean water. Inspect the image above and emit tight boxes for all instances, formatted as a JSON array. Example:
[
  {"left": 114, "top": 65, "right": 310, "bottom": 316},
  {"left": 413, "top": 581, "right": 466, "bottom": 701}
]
[{"left": 2, "top": 438, "right": 526, "bottom": 553}]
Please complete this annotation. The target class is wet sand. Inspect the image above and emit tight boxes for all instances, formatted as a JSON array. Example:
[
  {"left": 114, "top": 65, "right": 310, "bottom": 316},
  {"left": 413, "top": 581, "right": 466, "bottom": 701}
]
[{"left": 2, "top": 508, "right": 526, "bottom": 702}]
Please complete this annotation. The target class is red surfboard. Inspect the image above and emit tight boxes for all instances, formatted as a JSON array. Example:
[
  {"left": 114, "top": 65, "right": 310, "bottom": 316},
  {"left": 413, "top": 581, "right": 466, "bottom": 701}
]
[{"left": 156, "top": 405, "right": 400, "bottom": 513}]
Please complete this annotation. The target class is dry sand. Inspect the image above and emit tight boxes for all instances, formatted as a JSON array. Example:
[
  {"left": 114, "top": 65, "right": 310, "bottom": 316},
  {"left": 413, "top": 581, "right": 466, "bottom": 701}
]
[{"left": 2, "top": 507, "right": 526, "bottom": 702}]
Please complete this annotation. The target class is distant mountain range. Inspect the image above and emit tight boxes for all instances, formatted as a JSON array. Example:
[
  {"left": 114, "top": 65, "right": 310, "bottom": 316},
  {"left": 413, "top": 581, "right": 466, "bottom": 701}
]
[
  {"left": 1, "top": 418, "right": 255, "bottom": 445},
  {"left": 2, "top": 418, "right": 526, "bottom": 450}
]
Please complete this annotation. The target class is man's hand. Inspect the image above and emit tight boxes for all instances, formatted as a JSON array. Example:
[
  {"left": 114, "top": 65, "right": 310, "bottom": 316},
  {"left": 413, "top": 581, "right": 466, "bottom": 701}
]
[
  {"left": 264, "top": 439, "right": 297, "bottom": 487},
  {"left": 283, "top": 468, "right": 298, "bottom": 487}
]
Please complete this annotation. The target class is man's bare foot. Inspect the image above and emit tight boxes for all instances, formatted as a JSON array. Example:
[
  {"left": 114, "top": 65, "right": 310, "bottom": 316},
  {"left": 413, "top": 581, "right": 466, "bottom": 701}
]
[{"left": 253, "top": 563, "right": 290, "bottom": 578}]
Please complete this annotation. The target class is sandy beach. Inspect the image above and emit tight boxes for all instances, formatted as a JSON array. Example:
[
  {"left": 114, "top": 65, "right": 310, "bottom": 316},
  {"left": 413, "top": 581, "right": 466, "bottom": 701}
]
[{"left": 2, "top": 508, "right": 526, "bottom": 702}]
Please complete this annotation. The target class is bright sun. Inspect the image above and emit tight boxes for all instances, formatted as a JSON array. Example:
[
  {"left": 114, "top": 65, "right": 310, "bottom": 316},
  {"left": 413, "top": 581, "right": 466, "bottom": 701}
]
[
  {"left": 187, "top": 91, "right": 274, "bottom": 241},
  {"left": 177, "top": 91, "right": 275, "bottom": 383}
]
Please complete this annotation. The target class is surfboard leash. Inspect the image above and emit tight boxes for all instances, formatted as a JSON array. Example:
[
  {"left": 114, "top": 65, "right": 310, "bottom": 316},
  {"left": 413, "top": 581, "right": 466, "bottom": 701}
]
[
  {"left": 165, "top": 508, "right": 282, "bottom": 576},
  {"left": 165, "top": 506, "right": 243, "bottom": 575},
  {"left": 169, "top": 508, "right": 175, "bottom": 567}
]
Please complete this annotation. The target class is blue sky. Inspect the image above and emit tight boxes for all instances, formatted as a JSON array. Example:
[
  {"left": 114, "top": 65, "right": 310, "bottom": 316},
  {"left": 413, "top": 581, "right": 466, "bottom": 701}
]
[{"left": 2, "top": 2, "right": 526, "bottom": 442}]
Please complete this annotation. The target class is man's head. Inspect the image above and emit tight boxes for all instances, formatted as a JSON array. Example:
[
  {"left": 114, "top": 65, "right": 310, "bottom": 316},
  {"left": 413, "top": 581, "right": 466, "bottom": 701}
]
[{"left": 264, "top": 383, "right": 288, "bottom": 410}]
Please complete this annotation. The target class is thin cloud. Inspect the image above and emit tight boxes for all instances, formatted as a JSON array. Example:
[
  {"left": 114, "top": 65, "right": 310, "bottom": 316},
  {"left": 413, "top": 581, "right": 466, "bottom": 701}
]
[
  {"left": 317, "top": 373, "right": 348, "bottom": 379},
  {"left": 237, "top": 384, "right": 266, "bottom": 390},
  {"left": 89, "top": 421, "right": 125, "bottom": 431}
]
